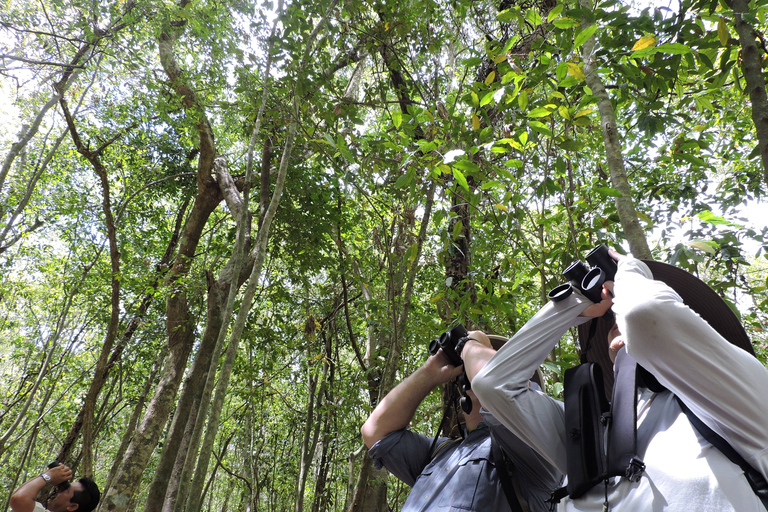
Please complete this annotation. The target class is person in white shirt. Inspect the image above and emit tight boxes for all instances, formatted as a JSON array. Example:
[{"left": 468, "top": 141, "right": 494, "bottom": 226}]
[{"left": 459, "top": 249, "right": 768, "bottom": 511}]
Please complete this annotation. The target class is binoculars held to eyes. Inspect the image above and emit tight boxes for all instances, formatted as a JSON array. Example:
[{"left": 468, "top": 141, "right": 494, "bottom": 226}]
[
  {"left": 428, "top": 323, "right": 468, "bottom": 367},
  {"left": 549, "top": 244, "right": 617, "bottom": 304},
  {"left": 428, "top": 323, "right": 475, "bottom": 414}
]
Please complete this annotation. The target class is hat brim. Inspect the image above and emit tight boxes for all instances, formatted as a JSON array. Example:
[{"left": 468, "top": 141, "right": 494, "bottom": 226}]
[{"left": 578, "top": 259, "right": 754, "bottom": 399}]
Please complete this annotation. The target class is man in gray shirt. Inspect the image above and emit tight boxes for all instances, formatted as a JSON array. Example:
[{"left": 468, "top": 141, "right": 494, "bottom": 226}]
[{"left": 361, "top": 342, "right": 562, "bottom": 511}]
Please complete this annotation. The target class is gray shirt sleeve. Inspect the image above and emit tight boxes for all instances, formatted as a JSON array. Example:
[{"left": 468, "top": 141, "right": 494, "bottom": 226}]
[{"left": 367, "top": 428, "right": 443, "bottom": 487}]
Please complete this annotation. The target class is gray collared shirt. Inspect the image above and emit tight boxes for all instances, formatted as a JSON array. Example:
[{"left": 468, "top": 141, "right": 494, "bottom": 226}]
[{"left": 368, "top": 412, "right": 562, "bottom": 511}]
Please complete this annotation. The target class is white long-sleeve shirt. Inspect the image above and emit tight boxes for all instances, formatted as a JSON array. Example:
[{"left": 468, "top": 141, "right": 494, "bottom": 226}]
[{"left": 473, "top": 256, "right": 768, "bottom": 511}]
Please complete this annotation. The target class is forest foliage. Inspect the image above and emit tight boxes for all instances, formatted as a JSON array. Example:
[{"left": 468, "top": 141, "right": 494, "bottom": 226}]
[{"left": 1, "top": 0, "right": 768, "bottom": 510}]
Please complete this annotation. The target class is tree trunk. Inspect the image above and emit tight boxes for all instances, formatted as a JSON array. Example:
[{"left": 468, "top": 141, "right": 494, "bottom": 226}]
[
  {"left": 348, "top": 456, "right": 388, "bottom": 512},
  {"left": 102, "top": 345, "right": 167, "bottom": 496},
  {"left": 727, "top": 0, "right": 768, "bottom": 184},
  {"left": 143, "top": 276, "right": 225, "bottom": 512},
  {"left": 579, "top": 0, "right": 651, "bottom": 259}
]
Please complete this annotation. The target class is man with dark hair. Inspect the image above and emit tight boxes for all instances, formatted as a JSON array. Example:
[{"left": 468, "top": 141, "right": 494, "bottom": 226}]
[{"left": 10, "top": 463, "right": 101, "bottom": 512}]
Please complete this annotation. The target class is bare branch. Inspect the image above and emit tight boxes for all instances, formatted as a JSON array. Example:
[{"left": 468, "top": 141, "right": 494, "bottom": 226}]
[{"left": 0, "top": 54, "right": 87, "bottom": 69}]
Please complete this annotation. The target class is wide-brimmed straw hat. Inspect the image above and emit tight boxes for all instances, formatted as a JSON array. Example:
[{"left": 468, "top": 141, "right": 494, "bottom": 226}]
[{"left": 578, "top": 259, "right": 755, "bottom": 398}]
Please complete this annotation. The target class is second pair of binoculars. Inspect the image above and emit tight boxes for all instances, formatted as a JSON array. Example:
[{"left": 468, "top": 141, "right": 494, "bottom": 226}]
[{"left": 548, "top": 244, "right": 617, "bottom": 304}]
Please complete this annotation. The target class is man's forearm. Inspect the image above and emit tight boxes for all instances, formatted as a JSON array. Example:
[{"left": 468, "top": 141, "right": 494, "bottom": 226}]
[
  {"left": 361, "top": 365, "right": 440, "bottom": 448},
  {"left": 462, "top": 340, "right": 496, "bottom": 382},
  {"left": 10, "top": 475, "right": 46, "bottom": 512},
  {"left": 11, "top": 464, "right": 72, "bottom": 512}
]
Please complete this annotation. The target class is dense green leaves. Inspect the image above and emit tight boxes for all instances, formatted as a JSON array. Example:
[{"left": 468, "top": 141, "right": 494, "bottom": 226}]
[{"left": 2, "top": 0, "right": 768, "bottom": 509}]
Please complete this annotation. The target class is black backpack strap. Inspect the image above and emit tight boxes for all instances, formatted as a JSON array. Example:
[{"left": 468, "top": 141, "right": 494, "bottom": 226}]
[
  {"left": 675, "top": 396, "right": 768, "bottom": 511},
  {"left": 563, "top": 362, "right": 609, "bottom": 498},
  {"left": 606, "top": 348, "right": 645, "bottom": 482},
  {"left": 490, "top": 431, "right": 527, "bottom": 512}
]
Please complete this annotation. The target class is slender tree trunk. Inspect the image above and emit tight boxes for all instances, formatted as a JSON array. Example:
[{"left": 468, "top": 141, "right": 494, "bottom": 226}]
[
  {"left": 102, "top": 345, "right": 167, "bottom": 496},
  {"left": 143, "top": 276, "right": 224, "bottom": 512},
  {"left": 311, "top": 328, "right": 336, "bottom": 512},
  {"left": 348, "top": 456, "right": 388, "bottom": 512},
  {"left": 727, "top": 0, "right": 768, "bottom": 184},
  {"left": 294, "top": 366, "right": 319, "bottom": 512},
  {"left": 579, "top": 0, "right": 651, "bottom": 259}
]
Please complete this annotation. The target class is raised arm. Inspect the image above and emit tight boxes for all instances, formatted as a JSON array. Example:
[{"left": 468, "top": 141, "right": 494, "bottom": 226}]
[
  {"left": 360, "top": 350, "right": 463, "bottom": 449},
  {"left": 10, "top": 464, "right": 73, "bottom": 512},
  {"left": 613, "top": 256, "right": 768, "bottom": 479},
  {"left": 470, "top": 294, "right": 594, "bottom": 472}
]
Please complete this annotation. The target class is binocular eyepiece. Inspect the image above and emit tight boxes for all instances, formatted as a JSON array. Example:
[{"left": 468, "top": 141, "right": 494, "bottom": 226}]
[
  {"left": 548, "top": 244, "right": 617, "bottom": 304},
  {"left": 428, "top": 323, "right": 468, "bottom": 367}
]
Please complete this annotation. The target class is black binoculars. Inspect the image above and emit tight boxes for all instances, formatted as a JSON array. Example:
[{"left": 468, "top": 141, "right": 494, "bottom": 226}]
[
  {"left": 428, "top": 323, "right": 474, "bottom": 414},
  {"left": 428, "top": 323, "right": 468, "bottom": 367},
  {"left": 548, "top": 244, "right": 617, "bottom": 304}
]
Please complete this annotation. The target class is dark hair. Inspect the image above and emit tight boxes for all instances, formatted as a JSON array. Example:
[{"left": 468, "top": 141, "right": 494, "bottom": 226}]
[{"left": 71, "top": 477, "right": 100, "bottom": 512}]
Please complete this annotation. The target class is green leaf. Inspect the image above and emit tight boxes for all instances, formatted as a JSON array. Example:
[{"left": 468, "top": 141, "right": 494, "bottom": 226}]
[
  {"left": 452, "top": 219, "right": 465, "bottom": 240},
  {"left": 394, "top": 169, "right": 414, "bottom": 188},
  {"left": 453, "top": 168, "right": 469, "bottom": 191},
  {"left": 392, "top": 111, "right": 403, "bottom": 128},
  {"left": 574, "top": 25, "right": 597, "bottom": 49},
  {"left": 689, "top": 240, "right": 717, "bottom": 255},
  {"left": 497, "top": 8, "right": 522, "bottom": 23},
  {"left": 656, "top": 43, "right": 692, "bottom": 55},
  {"left": 529, "top": 121, "right": 552, "bottom": 137},
  {"left": 547, "top": 4, "right": 564, "bottom": 22},
  {"left": 454, "top": 159, "right": 480, "bottom": 173},
  {"left": 718, "top": 18, "right": 729, "bottom": 46},
  {"left": 525, "top": 8, "right": 543, "bottom": 25},
  {"left": 559, "top": 139, "right": 582, "bottom": 151},
  {"left": 553, "top": 17, "right": 578, "bottom": 29},
  {"left": 698, "top": 210, "right": 742, "bottom": 227},
  {"left": 518, "top": 90, "right": 529, "bottom": 110},
  {"left": 480, "top": 90, "right": 496, "bottom": 107},
  {"left": 594, "top": 186, "right": 622, "bottom": 197},
  {"left": 528, "top": 107, "right": 553, "bottom": 117}
]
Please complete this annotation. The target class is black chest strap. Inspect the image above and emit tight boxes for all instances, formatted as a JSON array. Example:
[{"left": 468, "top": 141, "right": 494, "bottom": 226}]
[
  {"left": 675, "top": 396, "right": 768, "bottom": 511},
  {"left": 606, "top": 348, "right": 646, "bottom": 482},
  {"left": 490, "top": 430, "right": 528, "bottom": 512},
  {"left": 557, "top": 348, "right": 645, "bottom": 500}
]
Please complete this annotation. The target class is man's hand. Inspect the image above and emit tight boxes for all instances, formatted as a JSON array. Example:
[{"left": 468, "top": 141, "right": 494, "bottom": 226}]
[
  {"left": 10, "top": 463, "right": 73, "bottom": 512},
  {"left": 581, "top": 283, "right": 614, "bottom": 318},
  {"left": 45, "top": 463, "right": 73, "bottom": 486},
  {"left": 422, "top": 349, "right": 464, "bottom": 387}
]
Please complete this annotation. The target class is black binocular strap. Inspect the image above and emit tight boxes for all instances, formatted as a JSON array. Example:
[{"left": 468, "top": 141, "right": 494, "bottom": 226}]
[
  {"left": 490, "top": 431, "right": 527, "bottom": 512},
  {"left": 675, "top": 396, "right": 768, "bottom": 511},
  {"left": 606, "top": 348, "right": 645, "bottom": 481}
]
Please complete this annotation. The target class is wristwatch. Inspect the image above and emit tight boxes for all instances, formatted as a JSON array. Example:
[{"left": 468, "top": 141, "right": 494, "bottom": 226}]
[{"left": 40, "top": 472, "right": 52, "bottom": 483}]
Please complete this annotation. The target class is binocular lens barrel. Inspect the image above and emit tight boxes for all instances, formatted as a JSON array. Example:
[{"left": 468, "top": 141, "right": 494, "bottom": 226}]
[
  {"left": 585, "top": 244, "right": 617, "bottom": 282},
  {"left": 563, "top": 260, "right": 590, "bottom": 287},
  {"left": 550, "top": 244, "right": 618, "bottom": 305},
  {"left": 547, "top": 283, "right": 573, "bottom": 302},
  {"left": 581, "top": 267, "right": 605, "bottom": 303}
]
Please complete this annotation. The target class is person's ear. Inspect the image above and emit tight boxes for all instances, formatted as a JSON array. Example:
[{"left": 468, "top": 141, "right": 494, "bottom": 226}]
[{"left": 66, "top": 503, "right": 79, "bottom": 512}]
